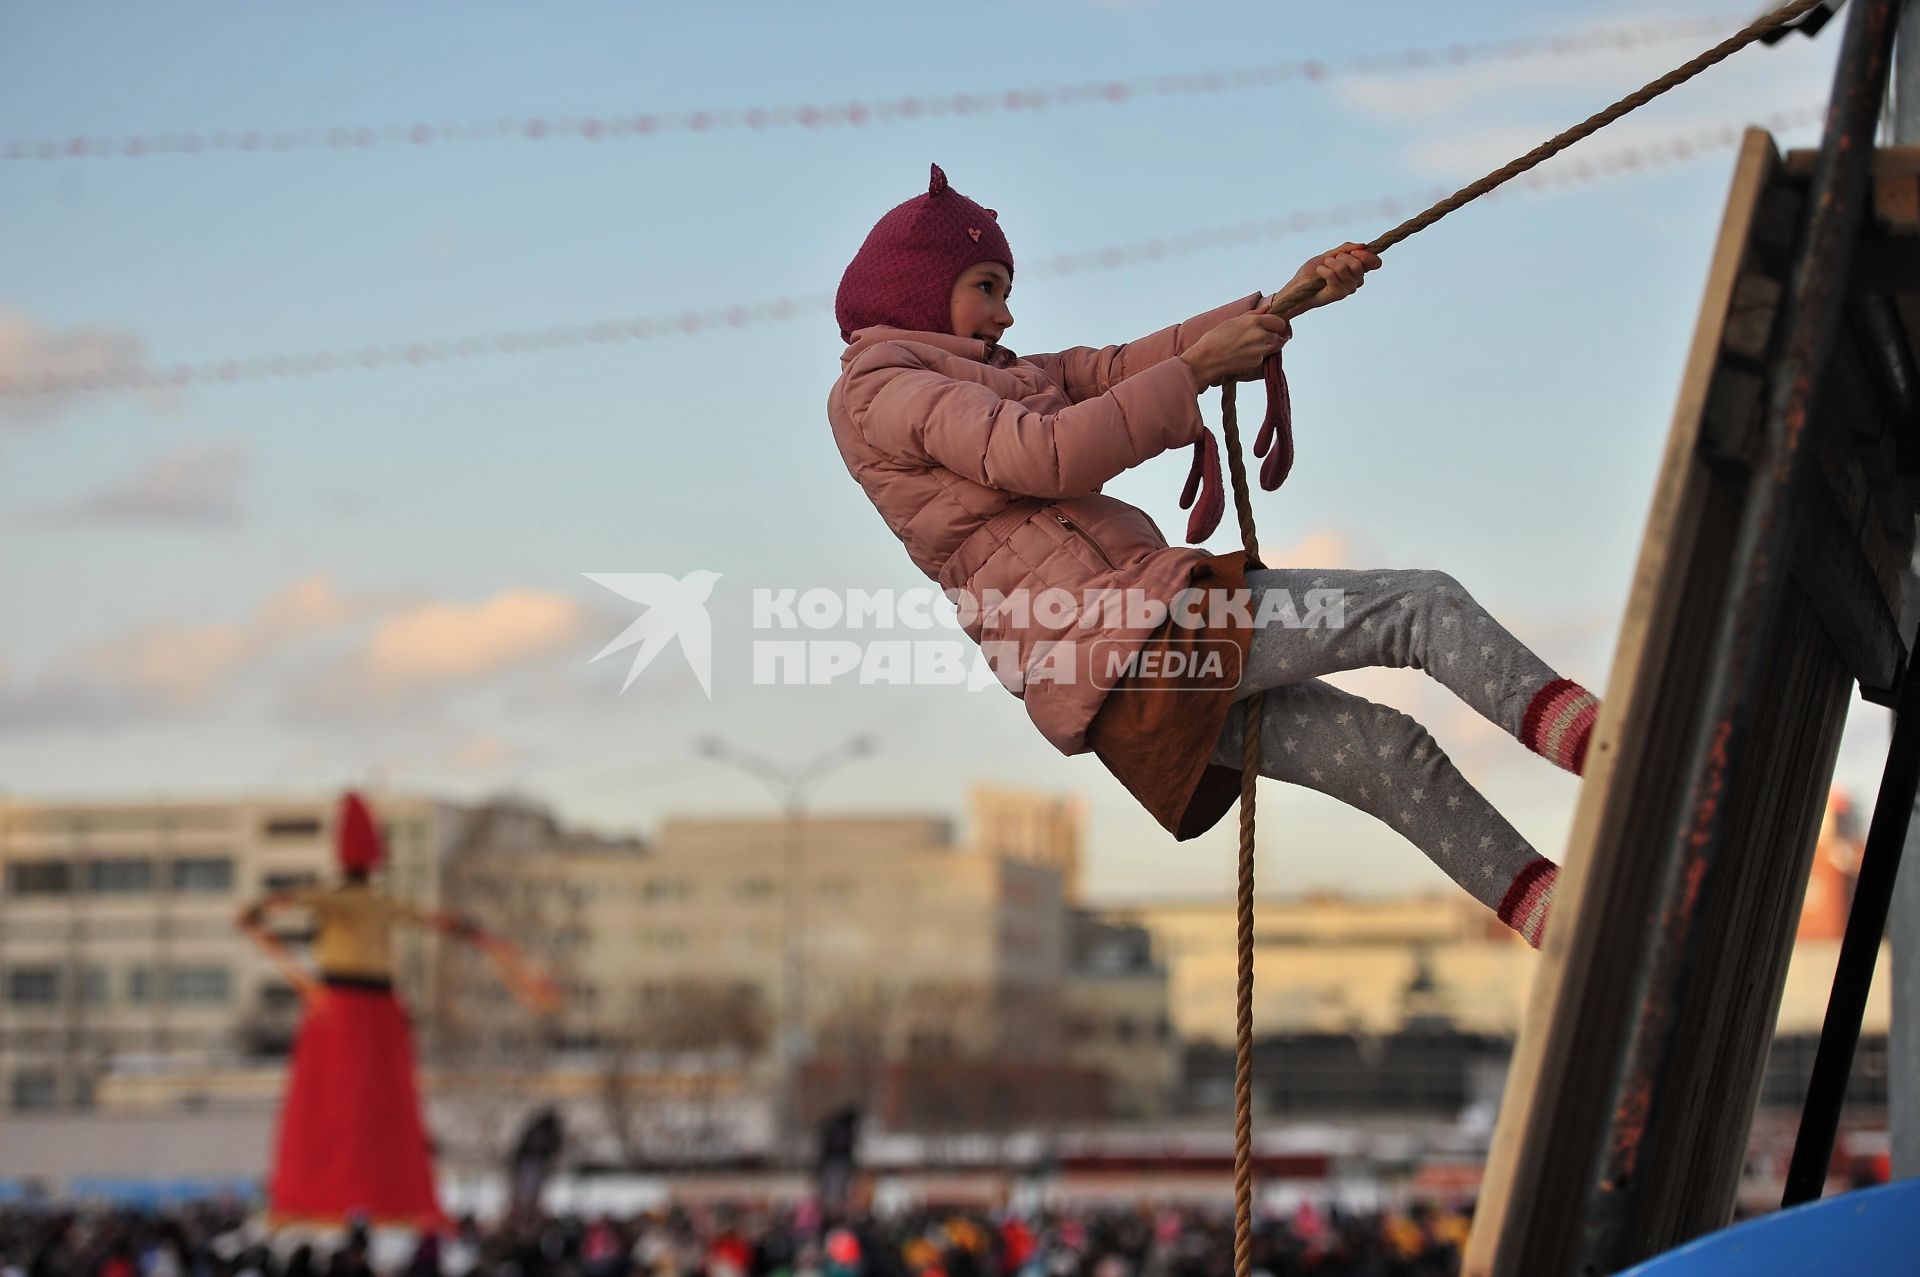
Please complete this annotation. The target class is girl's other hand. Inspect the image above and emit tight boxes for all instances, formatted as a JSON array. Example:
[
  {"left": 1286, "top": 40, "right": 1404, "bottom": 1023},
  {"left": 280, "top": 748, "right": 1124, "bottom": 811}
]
[
  {"left": 1179, "top": 312, "right": 1292, "bottom": 389},
  {"left": 1280, "top": 242, "right": 1381, "bottom": 314}
]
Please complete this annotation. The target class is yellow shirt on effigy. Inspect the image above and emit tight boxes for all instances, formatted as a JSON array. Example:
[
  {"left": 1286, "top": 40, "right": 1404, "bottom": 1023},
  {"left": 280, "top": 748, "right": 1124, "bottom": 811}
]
[{"left": 287, "top": 883, "right": 430, "bottom": 981}]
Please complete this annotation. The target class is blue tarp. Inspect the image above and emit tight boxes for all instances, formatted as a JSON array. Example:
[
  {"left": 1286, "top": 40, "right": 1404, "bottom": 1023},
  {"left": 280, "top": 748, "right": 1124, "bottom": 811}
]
[
  {"left": 64, "top": 1177, "right": 262, "bottom": 1209},
  {"left": 1617, "top": 1178, "right": 1920, "bottom": 1275}
]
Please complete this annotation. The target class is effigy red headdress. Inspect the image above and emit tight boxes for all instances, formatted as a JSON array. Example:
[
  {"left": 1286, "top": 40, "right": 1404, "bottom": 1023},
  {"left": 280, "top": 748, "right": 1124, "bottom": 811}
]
[{"left": 335, "top": 791, "right": 385, "bottom": 874}]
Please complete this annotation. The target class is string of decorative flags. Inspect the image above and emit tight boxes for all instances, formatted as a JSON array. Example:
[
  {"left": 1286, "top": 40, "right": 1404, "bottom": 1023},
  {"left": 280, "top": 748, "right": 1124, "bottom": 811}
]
[
  {"left": 0, "top": 106, "right": 1824, "bottom": 402},
  {"left": 4, "top": 12, "right": 1762, "bottom": 164}
]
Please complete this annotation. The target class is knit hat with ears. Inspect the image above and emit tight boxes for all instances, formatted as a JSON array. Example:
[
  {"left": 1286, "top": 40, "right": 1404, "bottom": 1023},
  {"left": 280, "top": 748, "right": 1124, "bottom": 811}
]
[
  {"left": 835, "top": 164, "right": 1015, "bottom": 343},
  {"left": 834, "top": 165, "right": 1293, "bottom": 545},
  {"left": 334, "top": 791, "right": 385, "bottom": 875}
]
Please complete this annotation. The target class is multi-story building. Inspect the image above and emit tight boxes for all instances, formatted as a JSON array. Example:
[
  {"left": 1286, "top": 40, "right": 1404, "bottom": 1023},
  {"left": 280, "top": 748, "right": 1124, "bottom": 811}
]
[
  {"left": 1063, "top": 912, "right": 1178, "bottom": 1119},
  {"left": 969, "top": 786, "right": 1085, "bottom": 902},
  {"left": 1113, "top": 875, "right": 1891, "bottom": 1119},
  {"left": 0, "top": 785, "right": 1135, "bottom": 1138},
  {"left": 444, "top": 791, "right": 1094, "bottom": 1137},
  {"left": 454, "top": 802, "right": 1070, "bottom": 1066},
  {"left": 1105, "top": 892, "right": 1529, "bottom": 1046},
  {"left": 0, "top": 793, "right": 478, "bottom": 1111}
]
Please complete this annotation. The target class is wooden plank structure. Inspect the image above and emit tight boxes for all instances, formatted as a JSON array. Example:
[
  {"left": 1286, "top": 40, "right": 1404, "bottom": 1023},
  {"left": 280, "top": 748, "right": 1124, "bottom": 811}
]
[{"left": 1463, "top": 1, "right": 1920, "bottom": 1272}]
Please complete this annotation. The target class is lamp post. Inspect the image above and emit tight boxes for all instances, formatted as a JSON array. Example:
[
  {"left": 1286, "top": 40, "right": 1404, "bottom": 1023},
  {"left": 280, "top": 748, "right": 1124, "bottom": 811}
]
[{"left": 695, "top": 732, "right": 874, "bottom": 1163}]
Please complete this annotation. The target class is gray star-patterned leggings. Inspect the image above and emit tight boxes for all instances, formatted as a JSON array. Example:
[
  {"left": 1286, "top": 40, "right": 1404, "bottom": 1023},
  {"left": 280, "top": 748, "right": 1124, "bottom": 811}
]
[{"left": 1208, "top": 568, "right": 1564, "bottom": 918}]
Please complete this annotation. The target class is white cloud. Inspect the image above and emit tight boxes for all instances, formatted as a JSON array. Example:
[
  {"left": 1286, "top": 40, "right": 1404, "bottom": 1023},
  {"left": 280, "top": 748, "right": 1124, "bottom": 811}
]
[
  {"left": 1335, "top": 33, "right": 1705, "bottom": 124},
  {"left": 0, "top": 574, "right": 368, "bottom": 730},
  {"left": 1332, "top": 4, "right": 1837, "bottom": 180},
  {"left": 255, "top": 574, "right": 363, "bottom": 639},
  {"left": 70, "top": 574, "right": 365, "bottom": 707},
  {"left": 1265, "top": 525, "right": 1355, "bottom": 570},
  {"left": 281, "top": 588, "right": 594, "bottom": 722},
  {"left": 41, "top": 439, "right": 250, "bottom": 525},
  {"left": 449, "top": 734, "right": 519, "bottom": 770},
  {"left": 0, "top": 309, "right": 148, "bottom": 426},
  {"left": 1397, "top": 108, "right": 1817, "bottom": 185},
  {"left": 363, "top": 590, "right": 586, "bottom": 685},
  {"left": 1, "top": 576, "right": 597, "bottom": 738}
]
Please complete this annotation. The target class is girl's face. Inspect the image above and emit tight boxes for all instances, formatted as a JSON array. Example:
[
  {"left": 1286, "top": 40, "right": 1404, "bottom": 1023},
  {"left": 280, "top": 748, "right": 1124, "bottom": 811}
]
[{"left": 949, "top": 261, "right": 1014, "bottom": 343}]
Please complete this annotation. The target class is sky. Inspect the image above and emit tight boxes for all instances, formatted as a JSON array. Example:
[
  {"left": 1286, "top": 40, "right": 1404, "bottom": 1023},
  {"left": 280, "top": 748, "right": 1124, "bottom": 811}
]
[{"left": 0, "top": 0, "right": 1886, "bottom": 903}]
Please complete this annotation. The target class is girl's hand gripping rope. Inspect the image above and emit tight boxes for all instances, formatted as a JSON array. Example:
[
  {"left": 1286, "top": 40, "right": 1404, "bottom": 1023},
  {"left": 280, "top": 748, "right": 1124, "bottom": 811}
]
[
  {"left": 1178, "top": 311, "right": 1291, "bottom": 390},
  {"left": 1245, "top": 244, "right": 1381, "bottom": 494},
  {"left": 1281, "top": 243, "right": 1378, "bottom": 314},
  {"left": 1176, "top": 310, "right": 1292, "bottom": 520}
]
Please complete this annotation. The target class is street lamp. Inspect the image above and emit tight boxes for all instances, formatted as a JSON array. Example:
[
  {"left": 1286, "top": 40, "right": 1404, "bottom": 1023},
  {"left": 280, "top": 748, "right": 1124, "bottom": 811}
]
[{"left": 694, "top": 732, "right": 875, "bottom": 1162}]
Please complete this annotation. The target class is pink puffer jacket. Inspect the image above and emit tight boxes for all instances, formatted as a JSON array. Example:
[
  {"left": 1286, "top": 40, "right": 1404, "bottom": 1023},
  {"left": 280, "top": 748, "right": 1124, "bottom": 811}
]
[{"left": 826, "top": 291, "right": 1267, "bottom": 755}]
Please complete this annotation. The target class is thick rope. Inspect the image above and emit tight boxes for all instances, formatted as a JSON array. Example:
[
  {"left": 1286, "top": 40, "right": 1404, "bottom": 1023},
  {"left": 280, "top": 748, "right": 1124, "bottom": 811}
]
[
  {"left": 1221, "top": 6, "right": 1825, "bottom": 1272},
  {"left": 1221, "top": 383, "right": 1262, "bottom": 1277},
  {"left": 1221, "top": 383, "right": 1265, "bottom": 572},
  {"left": 1269, "top": 0, "right": 1829, "bottom": 319}
]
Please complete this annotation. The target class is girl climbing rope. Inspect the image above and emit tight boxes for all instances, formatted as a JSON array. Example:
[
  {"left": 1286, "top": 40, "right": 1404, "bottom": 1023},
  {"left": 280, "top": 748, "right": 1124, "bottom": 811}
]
[
  {"left": 824, "top": 5, "right": 1836, "bottom": 1268},
  {"left": 826, "top": 164, "right": 1593, "bottom": 948},
  {"left": 237, "top": 791, "right": 560, "bottom": 1228}
]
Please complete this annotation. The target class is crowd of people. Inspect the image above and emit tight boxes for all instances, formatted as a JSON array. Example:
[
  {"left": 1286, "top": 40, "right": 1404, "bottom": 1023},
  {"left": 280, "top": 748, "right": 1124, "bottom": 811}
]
[{"left": 0, "top": 1200, "right": 1471, "bottom": 1277}]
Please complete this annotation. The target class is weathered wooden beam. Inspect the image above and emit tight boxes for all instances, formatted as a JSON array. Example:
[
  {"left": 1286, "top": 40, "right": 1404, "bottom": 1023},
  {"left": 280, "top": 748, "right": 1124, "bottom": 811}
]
[{"left": 1463, "top": 129, "right": 1785, "bottom": 1277}]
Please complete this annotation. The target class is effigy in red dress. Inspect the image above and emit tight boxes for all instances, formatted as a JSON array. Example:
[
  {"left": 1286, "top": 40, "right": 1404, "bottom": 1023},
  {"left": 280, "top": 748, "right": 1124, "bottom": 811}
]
[{"left": 262, "top": 794, "right": 447, "bottom": 1229}]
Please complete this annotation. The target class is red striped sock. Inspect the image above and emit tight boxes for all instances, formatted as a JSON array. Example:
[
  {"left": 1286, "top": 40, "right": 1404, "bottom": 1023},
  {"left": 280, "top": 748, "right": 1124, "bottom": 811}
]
[
  {"left": 1521, "top": 677, "right": 1600, "bottom": 776},
  {"left": 1498, "top": 859, "right": 1558, "bottom": 949}
]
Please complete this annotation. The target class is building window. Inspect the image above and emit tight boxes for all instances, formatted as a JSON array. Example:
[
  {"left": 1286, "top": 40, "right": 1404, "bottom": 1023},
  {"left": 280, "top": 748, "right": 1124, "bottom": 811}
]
[
  {"left": 10, "top": 1071, "right": 58, "bottom": 1111},
  {"left": 644, "top": 879, "right": 691, "bottom": 903},
  {"left": 815, "top": 878, "right": 856, "bottom": 902},
  {"left": 6, "top": 968, "right": 61, "bottom": 1006},
  {"left": 83, "top": 967, "right": 110, "bottom": 1007},
  {"left": 169, "top": 810, "right": 231, "bottom": 832},
  {"left": 262, "top": 815, "right": 323, "bottom": 839},
  {"left": 167, "top": 967, "right": 230, "bottom": 1004},
  {"left": 129, "top": 966, "right": 155, "bottom": 1004},
  {"left": 86, "top": 858, "right": 155, "bottom": 893},
  {"left": 5, "top": 861, "right": 72, "bottom": 897},
  {"left": 259, "top": 982, "right": 302, "bottom": 1012},
  {"left": 6, "top": 812, "right": 87, "bottom": 835},
  {"left": 170, "top": 857, "right": 234, "bottom": 892},
  {"left": 261, "top": 872, "right": 319, "bottom": 894},
  {"left": 735, "top": 877, "right": 776, "bottom": 900}
]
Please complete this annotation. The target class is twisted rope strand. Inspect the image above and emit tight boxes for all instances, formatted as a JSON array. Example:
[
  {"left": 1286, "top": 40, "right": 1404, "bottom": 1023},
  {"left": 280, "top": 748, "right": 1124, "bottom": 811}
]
[
  {"left": 1270, "top": 0, "right": 1827, "bottom": 317},
  {"left": 1221, "top": 383, "right": 1264, "bottom": 1277}
]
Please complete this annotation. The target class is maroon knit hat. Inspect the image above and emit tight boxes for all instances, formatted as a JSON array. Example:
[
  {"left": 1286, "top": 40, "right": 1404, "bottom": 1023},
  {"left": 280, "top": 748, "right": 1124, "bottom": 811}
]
[{"left": 835, "top": 164, "right": 1015, "bottom": 343}]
